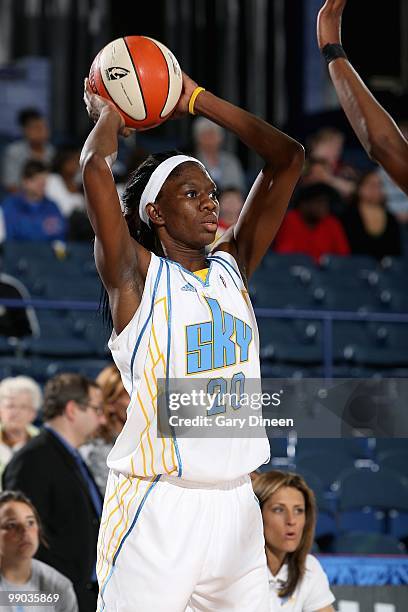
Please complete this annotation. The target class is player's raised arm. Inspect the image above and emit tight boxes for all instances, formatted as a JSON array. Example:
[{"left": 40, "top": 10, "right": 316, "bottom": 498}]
[
  {"left": 80, "top": 81, "right": 150, "bottom": 333},
  {"left": 185, "top": 81, "right": 304, "bottom": 279},
  {"left": 317, "top": 0, "right": 408, "bottom": 194}
]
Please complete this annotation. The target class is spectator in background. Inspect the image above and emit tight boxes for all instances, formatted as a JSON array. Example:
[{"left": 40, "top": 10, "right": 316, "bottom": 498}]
[
  {"left": 301, "top": 157, "right": 347, "bottom": 216},
  {"left": 3, "top": 373, "right": 105, "bottom": 612},
  {"left": 192, "top": 117, "right": 246, "bottom": 194},
  {"left": 274, "top": 183, "right": 350, "bottom": 262},
  {"left": 253, "top": 470, "right": 335, "bottom": 612},
  {"left": 211, "top": 186, "right": 245, "bottom": 246},
  {"left": 45, "top": 147, "right": 85, "bottom": 217},
  {"left": 342, "top": 170, "right": 401, "bottom": 260},
  {"left": 0, "top": 377, "right": 41, "bottom": 483},
  {"left": 218, "top": 187, "right": 244, "bottom": 233},
  {"left": 306, "top": 127, "right": 357, "bottom": 199},
  {"left": 0, "top": 490, "right": 78, "bottom": 612},
  {"left": 1, "top": 160, "right": 66, "bottom": 242},
  {"left": 1, "top": 108, "right": 55, "bottom": 193},
  {"left": 81, "top": 364, "right": 129, "bottom": 494},
  {"left": 377, "top": 121, "right": 408, "bottom": 224},
  {"left": 379, "top": 167, "right": 408, "bottom": 225}
]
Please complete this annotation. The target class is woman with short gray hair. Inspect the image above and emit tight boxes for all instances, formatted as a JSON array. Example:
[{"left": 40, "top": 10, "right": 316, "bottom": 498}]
[{"left": 0, "top": 376, "right": 41, "bottom": 483}]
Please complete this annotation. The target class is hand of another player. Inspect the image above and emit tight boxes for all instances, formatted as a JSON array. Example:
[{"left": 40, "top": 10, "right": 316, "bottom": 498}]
[
  {"left": 83, "top": 78, "right": 132, "bottom": 137},
  {"left": 317, "top": 0, "right": 347, "bottom": 49},
  {"left": 170, "top": 71, "right": 199, "bottom": 119}
]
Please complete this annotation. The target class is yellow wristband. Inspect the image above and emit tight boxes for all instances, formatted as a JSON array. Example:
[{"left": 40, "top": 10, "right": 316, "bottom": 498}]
[{"left": 188, "top": 87, "right": 206, "bottom": 115}]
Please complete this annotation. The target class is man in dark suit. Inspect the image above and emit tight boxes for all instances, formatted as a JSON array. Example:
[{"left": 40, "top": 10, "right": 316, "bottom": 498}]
[{"left": 3, "top": 373, "right": 105, "bottom": 612}]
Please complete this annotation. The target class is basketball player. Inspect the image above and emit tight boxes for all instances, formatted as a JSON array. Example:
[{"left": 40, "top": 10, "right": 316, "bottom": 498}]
[
  {"left": 81, "top": 71, "right": 304, "bottom": 611},
  {"left": 317, "top": 0, "right": 408, "bottom": 194}
]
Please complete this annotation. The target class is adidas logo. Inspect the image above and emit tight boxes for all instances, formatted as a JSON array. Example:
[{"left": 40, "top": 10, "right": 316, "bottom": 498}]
[{"left": 181, "top": 283, "right": 196, "bottom": 292}]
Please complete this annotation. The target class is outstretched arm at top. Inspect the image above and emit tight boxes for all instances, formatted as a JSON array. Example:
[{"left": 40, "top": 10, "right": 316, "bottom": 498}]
[
  {"left": 80, "top": 82, "right": 150, "bottom": 333},
  {"left": 190, "top": 88, "right": 304, "bottom": 279},
  {"left": 317, "top": 0, "right": 408, "bottom": 194}
]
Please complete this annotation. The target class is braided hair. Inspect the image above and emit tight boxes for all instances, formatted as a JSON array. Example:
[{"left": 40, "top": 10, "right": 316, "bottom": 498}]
[{"left": 100, "top": 149, "right": 182, "bottom": 328}]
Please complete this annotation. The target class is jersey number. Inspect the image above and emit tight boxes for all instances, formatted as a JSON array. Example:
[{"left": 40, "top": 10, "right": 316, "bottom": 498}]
[{"left": 207, "top": 372, "right": 245, "bottom": 416}]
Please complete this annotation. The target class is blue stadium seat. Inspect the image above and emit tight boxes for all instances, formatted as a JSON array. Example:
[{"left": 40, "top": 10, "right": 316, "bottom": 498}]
[
  {"left": 364, "top": 323, "right": 408, "bottom": 366},
  {"left": 43, "top": 277, "right": 100, "bottom": 301},
  {"left": 258, "top": 319, "right": 321, "bottom": 363},
  {"left": 333, "top": 531, "right": 406, "bottom": 554},
  {"left": 389, "top": 510, "right": 408, "bottom": 541},
  {"left": 337, "top": 466, "right": 408, "bottom": 533},
  {"left": 332, "top": 321, "right": 371, "bottom": 363},
  {"left": 380, "top": 256, "right": 408, "bottom": 277},
  {"left": 260, "top": 363, "right": 319, "bottom": 378},
  {"left": 0, "top": 356, "right": 52, "bottom": 382},
  {"left": 251, "top": 285, "right": 315, "bottom": 309},
  {"left": 333, "top": 321, "right": 408, "bottom": 366},
  {"left": 296, "top": 438, "right": 375, "bottom": 460},
  {"left": 377, "top": 288, "right": 408, "bottom": 312},
  {"left": 23, "top": 310, "right": 95, "bottom": 357},
  {"left": 46, "top": 358, "right": 112, "bottom": 379},
  {"left": 375, "top": 439, "right": 408, "bottom": 455},
  {"left": 323, "top": 286, "right": 378, "bottom": 311},
  {"left": 267, "top": 437, "right": 289, "bottom": 458},
  {"left": 262, "top": 253, "right": 315, "bottom": 271},
  {"left": 337, "top": 465, "right": 408, "bottom": 509},
  {"left": 2, "top": 241, "right": 58, "bottom": 282},
  {"left": 296, "top": 451, "right": 353, "bottom": 490},
  {"left": 64, "top": 242, "right": 94, "bottom": 263},
  {"left": 377, "top": 450, "right": 408, "bottom": 478},
  {"left": 319, "top": 254, "right": 378, "bottom": 275}
]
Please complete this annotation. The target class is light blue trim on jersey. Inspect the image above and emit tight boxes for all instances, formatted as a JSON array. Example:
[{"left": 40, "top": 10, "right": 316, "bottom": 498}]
[
  {"left": 168, "top": 258, "right": 214, "bottom": 287},
  {"left": 129, "top": 258, "right": 164, "bottom": 393},
  {"left": 207, "top": 254, "right": 242, "bottom": 283},
  {"left": 208, "top": 256, "right": 241, "bottom": 292},
  {"left": 98, "top": 475, "right": 161, "bottom": 612},
  {"left": 164, "top": 259, "right": 183, "bottom": 477}
]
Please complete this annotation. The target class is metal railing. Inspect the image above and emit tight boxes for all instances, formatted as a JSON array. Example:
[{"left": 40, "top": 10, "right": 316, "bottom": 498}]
[{"left": 1, "top": 298, "right": 408, "bottom": 379}]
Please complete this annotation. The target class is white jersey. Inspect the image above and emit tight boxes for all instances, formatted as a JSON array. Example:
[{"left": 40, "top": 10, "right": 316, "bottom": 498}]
[
  {"left": 268, "top": 555, "right": 335, "bottom": 612},
  {"left": 107, "top": 250, "right": 270, "bottom": 483}
]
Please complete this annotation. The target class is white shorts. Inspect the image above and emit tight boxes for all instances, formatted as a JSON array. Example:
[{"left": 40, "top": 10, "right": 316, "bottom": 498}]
[{"left": 97, "top": 471, "right": 269, "bottom": 612}]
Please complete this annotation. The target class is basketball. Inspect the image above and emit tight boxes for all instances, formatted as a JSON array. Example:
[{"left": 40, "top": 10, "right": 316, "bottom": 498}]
[{"left": 88, "top": 36, "right": 183, "bottom": 130}]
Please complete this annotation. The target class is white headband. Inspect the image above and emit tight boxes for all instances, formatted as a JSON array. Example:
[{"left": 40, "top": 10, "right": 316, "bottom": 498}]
[{"left": 139, "top": 155, "right": 206, "bottom": 226}]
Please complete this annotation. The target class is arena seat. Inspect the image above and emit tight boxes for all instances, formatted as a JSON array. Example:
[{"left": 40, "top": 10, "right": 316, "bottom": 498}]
[
  {"left": 42, "top": 276, "right": 100, "bottom": 301},
  {"left": 45, "top": 358, "right": 112, "bottom": 379},
  {"left": 296, "top": 451, "right": 353, "bottom": 490},
  {"left": 258, "top": 319, "right": 321, "bottom": 363},
  {"left": 260, "top": 363, "right": 315, "bottom": 378},
  {"left": 323, "top": 286, "right": 379, "bottom": 312},
  {"left": 26, "top": 317, "right": 94, "bottom": 358},
  {"left": 333, "top": 531, "right": 406, "bottom": 554},
  {"left": 253, "top": 286, "right": 318, "bottom": 309},
  {"left": 337, "top": 466, "right": 408, "bottom": 533},
  {"left": 380, "top": 256, "right": 408, "bottom": 277},
  {"left": 375, "top": 439, "right": 408, "bottom": 455},
  {"left": 377, "top": 450, "right": 408, "bottom": 479},
  {"left": 266, "top": 437, "right": 289, "bottom": 458},
  {"left": 3, "top": 241, "right": 57, "bottom": 266},
  {"left": 333, "top": 321, "right": 408, "bottom": 366},
  {"left": 319, "top": 254, "right": 377, "bottom": 275},
  {"left": 262, "top": 253, "right": 315, "bottom": 271},
  {"left": 296, "top": 438, "right": 375, "bottom": 460}
]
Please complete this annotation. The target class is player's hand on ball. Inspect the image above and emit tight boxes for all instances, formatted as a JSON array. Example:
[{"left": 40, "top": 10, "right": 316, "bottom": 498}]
[
  {"left": 171, "top": 72, "right": 199, "bottom": 119},
  {"left": 83, "top": 78, "right": 132, "bottom": 137},
  {"left": 317, "top": 0, "right": 347, "bottom": 49}
]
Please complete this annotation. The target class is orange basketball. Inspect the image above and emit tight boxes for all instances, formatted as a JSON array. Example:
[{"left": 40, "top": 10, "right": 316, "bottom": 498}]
[{"left": 89, "top": 36, "right": 183, "bottom": 130}]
